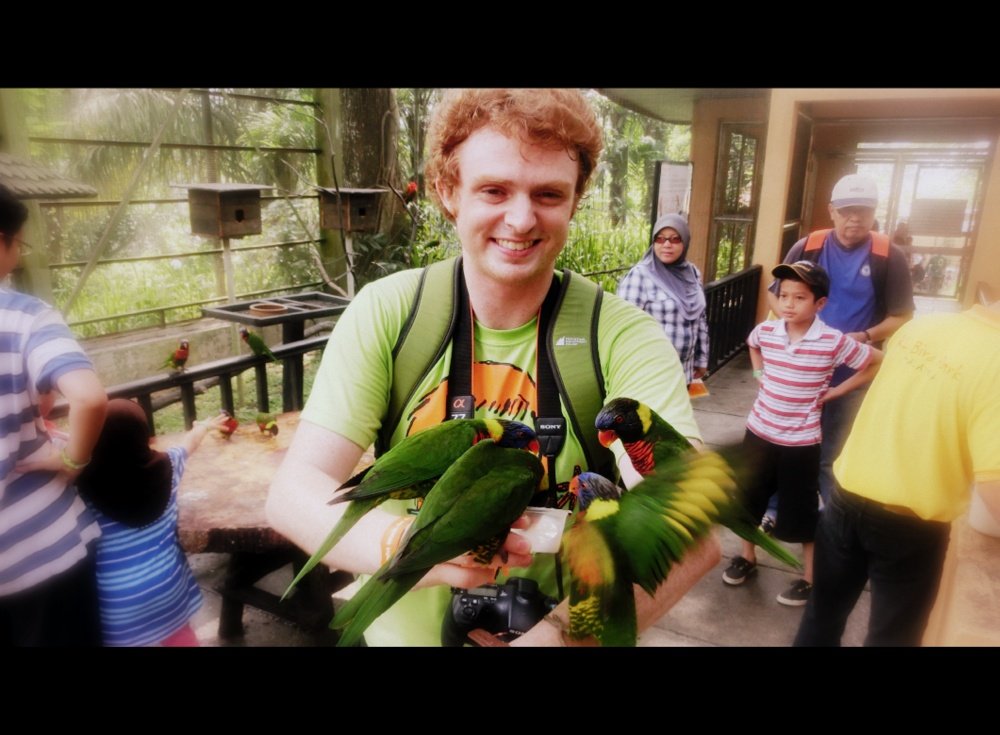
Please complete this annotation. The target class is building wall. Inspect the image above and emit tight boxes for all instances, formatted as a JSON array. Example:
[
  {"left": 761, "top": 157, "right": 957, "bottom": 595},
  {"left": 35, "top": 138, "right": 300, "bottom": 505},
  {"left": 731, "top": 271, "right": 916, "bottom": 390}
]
[{"left": 689, "top": 95, "right": 769, "bottom": 278}]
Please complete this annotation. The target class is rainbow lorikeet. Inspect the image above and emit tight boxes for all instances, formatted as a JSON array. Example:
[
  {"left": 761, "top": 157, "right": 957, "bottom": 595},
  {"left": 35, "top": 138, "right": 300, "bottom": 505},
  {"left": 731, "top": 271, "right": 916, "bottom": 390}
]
[
  {"left": 162, "top": 339, "right": 190, "bottom": 371},
  {"left": 594, "top": 397, "right": 800, "bottom": 569},
  {"left": 256, "top": 412, "right": 278, "bottom": 436},
  {"left": 282, "top": 419, "right": 539, "bottom": 600},
  {"left": 217, "top": 411, "right": 239, "bottom": 438},
  {"left": 330, "top": 432, "right": 544, "bottom": 647},
  {"left": 595, "top": 396, "right": 693, "bottom": 475},
  {"left": 563, "top": 452, "right": 799, "bottom": 647},
  {"left": 239, "top": 326, "right": 276, "bottom": 362}
]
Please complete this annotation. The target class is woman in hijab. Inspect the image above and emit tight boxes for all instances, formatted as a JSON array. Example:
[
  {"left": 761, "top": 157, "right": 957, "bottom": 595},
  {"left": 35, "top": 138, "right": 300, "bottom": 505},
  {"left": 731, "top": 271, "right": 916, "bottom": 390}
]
[{"left": 617, "top": 213, "right": 709, "bottom": 385}]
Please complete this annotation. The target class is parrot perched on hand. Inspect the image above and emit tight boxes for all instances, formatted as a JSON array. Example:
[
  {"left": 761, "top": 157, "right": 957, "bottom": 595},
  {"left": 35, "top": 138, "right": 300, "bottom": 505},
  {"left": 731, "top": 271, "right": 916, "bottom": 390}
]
[
  {"left": 595, "top": 397, "right": 693, "bottom": 475},
  {"left": 256, "top": 412, "right": 279, "bottom": 436},
  {"left": 282, "top": 418, "right": 539, "bottom": 600},
  {"left": 330, "top": 433, "right": 544, "bottom": 647},
  {"left": 239, "top": 326, "right": 277, "bottom": 362},
  {"left": 594, "top": 397, "right": 800, "bottom": 572},
  {"left": 563, "top": 452, "right": 800, "bottom": 647},
  {"left": 162, "top": 339, "right": 190, "bottom": 371}
]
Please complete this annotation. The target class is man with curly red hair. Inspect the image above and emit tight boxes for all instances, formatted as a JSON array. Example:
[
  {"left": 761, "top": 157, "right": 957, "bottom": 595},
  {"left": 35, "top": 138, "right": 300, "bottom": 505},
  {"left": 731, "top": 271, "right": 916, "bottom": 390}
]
[{"left": 268, "top": 89, "right": 718, "bottom": 646}]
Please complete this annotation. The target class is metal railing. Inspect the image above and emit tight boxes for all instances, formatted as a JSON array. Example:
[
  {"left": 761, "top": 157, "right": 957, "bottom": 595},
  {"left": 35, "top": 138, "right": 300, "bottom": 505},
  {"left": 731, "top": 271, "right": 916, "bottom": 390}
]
[
  {"left": 704, "top": 265, "right": 761, "bottom": 375},
  {"left": 51, "top": 335, "right": 329, "bottom": 434}
]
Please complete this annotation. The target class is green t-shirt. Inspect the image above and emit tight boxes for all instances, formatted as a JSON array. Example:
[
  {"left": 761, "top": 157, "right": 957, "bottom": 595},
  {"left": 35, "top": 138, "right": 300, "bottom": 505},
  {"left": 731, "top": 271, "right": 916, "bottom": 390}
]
[{"left": 302, "top": 267, "right": 700, "bottom": 646}]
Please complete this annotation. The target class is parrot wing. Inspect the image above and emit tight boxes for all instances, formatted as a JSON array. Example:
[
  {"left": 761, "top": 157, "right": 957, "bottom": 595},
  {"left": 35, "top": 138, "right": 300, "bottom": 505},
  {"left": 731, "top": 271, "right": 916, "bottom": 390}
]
[
  {"left": 248, "top": 332, "right": 277, "bottom": 361},
  {"left": 562, "top": 514, "right": 637, "bottom": 646},
  {"left": 613, "top": 451, "right": 738, "bottom": 595},
  {"left": 334, "top": 420, "right": 484, "bottom": 501}
]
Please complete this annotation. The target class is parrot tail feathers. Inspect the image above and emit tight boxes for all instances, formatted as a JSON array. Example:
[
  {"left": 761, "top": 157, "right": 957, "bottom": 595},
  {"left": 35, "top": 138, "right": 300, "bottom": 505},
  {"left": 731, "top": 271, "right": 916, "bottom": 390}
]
[
  {"left": 727, "top": 520, "right": 803, "bottom": 570},
  {"left": 334, "top": 464, "right": 375, "bottom": 494},
  {"left": 281, "top": 500, "right": 376, "bottom": 601},
  {"left": 332, "top": 569, "right": 423, "bottom": 647}
]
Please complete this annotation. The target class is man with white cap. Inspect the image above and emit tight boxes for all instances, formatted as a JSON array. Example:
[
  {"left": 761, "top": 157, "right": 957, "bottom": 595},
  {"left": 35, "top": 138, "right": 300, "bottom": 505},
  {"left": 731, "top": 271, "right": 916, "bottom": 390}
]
[{"left": 769, "top": 173, "right": 914, "bottom": 506}]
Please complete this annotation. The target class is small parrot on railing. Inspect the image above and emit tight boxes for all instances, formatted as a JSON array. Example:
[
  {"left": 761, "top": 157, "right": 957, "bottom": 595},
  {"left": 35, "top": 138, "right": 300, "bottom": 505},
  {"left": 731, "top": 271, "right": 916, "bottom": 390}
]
[
  {"left": 239, "top": 327, "right": 276, "bottom": 362},
  {"left": 162, "top": 339, "right": 190, "bottom": 372}
]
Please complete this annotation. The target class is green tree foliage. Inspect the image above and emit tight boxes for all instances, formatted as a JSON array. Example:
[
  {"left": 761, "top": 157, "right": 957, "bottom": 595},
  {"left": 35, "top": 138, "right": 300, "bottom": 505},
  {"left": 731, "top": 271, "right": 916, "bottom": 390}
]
[{"left": 22, "top": 88, "right": 323, "bottom": 336}]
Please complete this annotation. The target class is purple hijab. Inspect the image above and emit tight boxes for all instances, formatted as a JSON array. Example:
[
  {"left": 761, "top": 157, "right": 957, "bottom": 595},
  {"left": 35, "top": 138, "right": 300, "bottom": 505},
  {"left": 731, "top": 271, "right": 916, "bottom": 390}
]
[{"left": 641, "top": 213, "right": 706, "bottom": 322}]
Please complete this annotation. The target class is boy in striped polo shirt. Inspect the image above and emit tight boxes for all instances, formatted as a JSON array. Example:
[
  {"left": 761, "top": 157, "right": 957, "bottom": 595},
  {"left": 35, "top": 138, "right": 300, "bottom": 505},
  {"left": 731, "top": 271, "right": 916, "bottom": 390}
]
[{"left": 722, "top": 261, "right": 882, "bottom": 606}]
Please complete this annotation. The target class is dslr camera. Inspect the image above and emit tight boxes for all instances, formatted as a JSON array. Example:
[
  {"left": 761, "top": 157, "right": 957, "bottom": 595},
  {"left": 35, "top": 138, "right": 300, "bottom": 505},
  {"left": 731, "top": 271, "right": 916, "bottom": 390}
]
[{"left": 441, "top": 576, "right": 559, "bottom": 646}]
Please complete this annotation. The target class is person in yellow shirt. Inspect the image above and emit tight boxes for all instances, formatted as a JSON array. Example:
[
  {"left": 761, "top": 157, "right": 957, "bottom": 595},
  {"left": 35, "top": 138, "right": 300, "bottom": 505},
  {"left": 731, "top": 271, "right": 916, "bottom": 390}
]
[{"left": 794, "top": 300, "right": 1000, "bottom": 646}]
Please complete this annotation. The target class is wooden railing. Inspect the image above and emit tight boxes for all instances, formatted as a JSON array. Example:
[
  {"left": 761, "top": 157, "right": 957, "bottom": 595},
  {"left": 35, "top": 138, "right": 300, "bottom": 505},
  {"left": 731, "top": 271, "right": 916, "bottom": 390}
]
[
  {"left": 52, "top": 335, "right": 329, "bottom": 433},
  {"left": 704, "top": 265, "right": 762, "bottom": 375}
]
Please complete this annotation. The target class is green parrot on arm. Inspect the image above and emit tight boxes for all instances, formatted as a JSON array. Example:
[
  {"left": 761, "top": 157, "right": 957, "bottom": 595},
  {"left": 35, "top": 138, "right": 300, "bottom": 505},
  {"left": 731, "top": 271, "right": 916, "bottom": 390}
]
[
  {"left": 330, "top": 431, "right": 544, "bottom": 647},
  {"left": 239, "top": 326, "right": 277, "bottom": 361},
  {"left": 595, "top": 396, "right": 693, "bottom": 475},
  {"left": 594, "top": 397, "right": 802, "bottom": 569},
  {"left": 281, "top": 419, "right": 538, "bottom": 600},
  {"left": 564, "top": 450, "right": 799, "bottom": 647}
]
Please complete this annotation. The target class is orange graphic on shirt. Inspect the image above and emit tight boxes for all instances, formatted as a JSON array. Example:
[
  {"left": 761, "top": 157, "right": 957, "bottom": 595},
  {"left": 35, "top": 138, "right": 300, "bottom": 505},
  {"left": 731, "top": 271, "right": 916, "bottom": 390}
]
[{"left": 406, "top": 361, "right": 537, "bottom": 437}]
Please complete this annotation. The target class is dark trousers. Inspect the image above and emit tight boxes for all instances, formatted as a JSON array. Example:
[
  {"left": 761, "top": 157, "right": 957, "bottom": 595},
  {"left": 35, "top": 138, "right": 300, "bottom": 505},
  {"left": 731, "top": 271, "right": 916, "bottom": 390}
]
[
  {"left": 741, "top": 430, "right": 820, "bottom": 544},
  {"left": 794, "top": 488, "right": 950, "bottom": 647},
  {"left": 0, "top": 556, "right": 101, "bottom": 647}
]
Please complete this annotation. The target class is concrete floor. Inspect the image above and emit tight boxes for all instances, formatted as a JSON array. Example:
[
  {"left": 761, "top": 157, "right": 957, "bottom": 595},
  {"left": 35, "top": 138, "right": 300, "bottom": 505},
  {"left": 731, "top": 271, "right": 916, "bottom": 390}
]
[{"left": 185, "top": 349, "right": 872, "bottom": 647}]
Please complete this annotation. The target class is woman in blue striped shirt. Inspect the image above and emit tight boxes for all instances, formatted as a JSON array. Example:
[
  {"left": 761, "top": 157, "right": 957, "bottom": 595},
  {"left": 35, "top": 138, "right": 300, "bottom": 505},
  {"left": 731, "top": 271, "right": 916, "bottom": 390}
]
[
  {"left": 617, "top": 214, "right": 709, "bottom": 385},
  {"left": 77, "top": 399, "right": 227, "bottom": 646}
]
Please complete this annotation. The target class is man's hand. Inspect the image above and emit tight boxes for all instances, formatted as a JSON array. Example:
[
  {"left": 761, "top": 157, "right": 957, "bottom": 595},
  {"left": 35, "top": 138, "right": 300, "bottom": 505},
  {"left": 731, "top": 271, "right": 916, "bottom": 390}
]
[
  {"left": 818, "top": 387, "right": 842, "bottom": 406},
  {"left": 693, "top": 367, "right": 708, "bottom": 380},
  {"left": 845, "top": 331, "right": 869, "bottom": 344},
  {"left": 419, "top": 514, "right": 534, "bottom": 589}
]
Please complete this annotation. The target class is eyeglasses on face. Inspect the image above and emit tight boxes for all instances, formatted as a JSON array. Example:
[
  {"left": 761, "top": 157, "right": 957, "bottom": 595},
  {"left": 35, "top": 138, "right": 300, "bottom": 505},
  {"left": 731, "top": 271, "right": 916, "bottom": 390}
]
[
  {"left": 654, "top": 235, "right": 684, "bottom": 245},
  {"left": 834, "top": 206, "right": 875, "bottom": 218},
  {"left": 3, "top": 234, "right": 32, "bottom": 254}
]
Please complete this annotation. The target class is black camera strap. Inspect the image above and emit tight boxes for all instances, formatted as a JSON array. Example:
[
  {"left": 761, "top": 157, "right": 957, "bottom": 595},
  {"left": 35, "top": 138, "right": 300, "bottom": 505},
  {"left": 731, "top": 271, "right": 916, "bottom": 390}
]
[{"left": 448, "top": 264, "right": 568, "bottom": 599}]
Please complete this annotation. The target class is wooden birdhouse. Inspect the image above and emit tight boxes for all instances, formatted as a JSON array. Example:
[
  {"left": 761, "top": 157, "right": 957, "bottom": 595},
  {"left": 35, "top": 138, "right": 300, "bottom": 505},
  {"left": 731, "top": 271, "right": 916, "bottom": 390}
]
[
  {"left": 316, "top": 187, "right": 386, "bottom": 233},
  {"left": 175, "top": 183, "right": 274, "bottom": 239}
]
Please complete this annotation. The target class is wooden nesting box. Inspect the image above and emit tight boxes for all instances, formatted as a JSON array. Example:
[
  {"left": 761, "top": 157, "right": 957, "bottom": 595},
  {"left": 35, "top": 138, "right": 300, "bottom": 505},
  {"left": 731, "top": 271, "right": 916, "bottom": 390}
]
[
  {"left": 316, "top": 187, "right": 386, "bottom": 233},
  {"left": 175, "top": 183, "right": 274, "bottom": 239}
]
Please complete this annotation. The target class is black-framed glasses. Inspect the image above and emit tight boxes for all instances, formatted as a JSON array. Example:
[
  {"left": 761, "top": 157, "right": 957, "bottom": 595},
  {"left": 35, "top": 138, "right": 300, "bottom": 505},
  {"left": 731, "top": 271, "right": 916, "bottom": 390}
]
[{"left": 654, "top": 235, "right": 684, "bottom": 245}]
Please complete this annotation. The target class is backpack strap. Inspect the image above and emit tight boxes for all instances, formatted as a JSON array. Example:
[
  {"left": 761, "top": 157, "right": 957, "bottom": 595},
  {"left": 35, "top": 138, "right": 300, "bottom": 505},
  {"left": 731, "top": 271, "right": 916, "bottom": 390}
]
[
  {"left": 377, "top": 256, "right": 461, "bottom": 456},
  {"left": 870, "top": 231, "right": 890, "bottom": 258},
  {"left": 379, "top": 258, "right": 613, "bottom": 484},
  {"left": 804, "top": 229, "right": 831, "bottom": 253},
  {"left": 547, "top": 270, "right": 614, "bottom": 481},
  {"left": 805, "top": 228, "right": 889, "bottom": 258}
]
